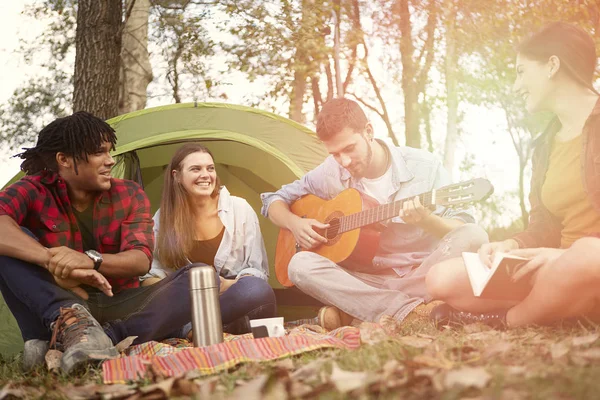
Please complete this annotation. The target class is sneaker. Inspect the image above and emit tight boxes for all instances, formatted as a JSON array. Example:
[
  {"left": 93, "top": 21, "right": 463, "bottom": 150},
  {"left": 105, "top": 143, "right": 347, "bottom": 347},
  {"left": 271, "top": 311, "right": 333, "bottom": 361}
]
[
  {"left": 317, "top": 306, "right": 354, "bottom": 330},
  {"left": 49, "top": 304, "right": 118, "bottom": 374},
  {"left": 430, "top": 303, "right": 507, "bottom": 329},
  {"left": 22, "top": 339, "right": 49, "bottom": 371}
]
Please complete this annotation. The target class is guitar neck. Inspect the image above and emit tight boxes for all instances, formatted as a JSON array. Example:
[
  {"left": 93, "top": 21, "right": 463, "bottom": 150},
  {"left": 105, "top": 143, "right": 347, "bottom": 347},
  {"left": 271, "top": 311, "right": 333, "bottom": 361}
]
[{"left": 339, "top": 191, "right": 435, "bottom": 233}]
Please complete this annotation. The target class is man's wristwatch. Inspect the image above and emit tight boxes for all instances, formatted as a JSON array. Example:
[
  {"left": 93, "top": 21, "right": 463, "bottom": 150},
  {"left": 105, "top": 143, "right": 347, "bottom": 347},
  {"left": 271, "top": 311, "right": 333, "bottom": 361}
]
[{"left": 84, "top": 250, "right": 103, "bottom": 271}]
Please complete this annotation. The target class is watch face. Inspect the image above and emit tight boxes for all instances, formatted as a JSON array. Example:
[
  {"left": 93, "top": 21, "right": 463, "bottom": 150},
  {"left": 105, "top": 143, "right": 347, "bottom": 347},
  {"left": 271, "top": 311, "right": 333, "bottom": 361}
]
[{"left": 86, "top": 250, "right": 102, "bottom": 261}]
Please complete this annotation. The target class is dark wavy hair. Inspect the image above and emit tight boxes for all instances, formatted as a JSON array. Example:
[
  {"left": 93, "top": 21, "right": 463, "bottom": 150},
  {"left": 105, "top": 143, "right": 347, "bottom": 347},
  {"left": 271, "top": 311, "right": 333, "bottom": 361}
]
[
  {"left": 15, "top": 111, "right": 117, "bottom": 175},
  {"left": 518, "top": 22, "right": 599, "bottom": 94}
]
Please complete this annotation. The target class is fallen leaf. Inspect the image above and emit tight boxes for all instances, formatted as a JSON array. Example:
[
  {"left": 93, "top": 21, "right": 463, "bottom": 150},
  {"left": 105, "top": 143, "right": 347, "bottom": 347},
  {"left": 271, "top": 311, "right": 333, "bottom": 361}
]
[
  {"left": 196, "top": 376, "right": 220, "bottom": 398},
  {"left": 417, "top": 333, "right": 437, "bottom": 340},
  {"left": 572, "top": 333, "right": 599, "bottom": 347},
  {"left": 550, "top": 341, "right": 570, "bottom": 360},
  {"left": 45, "top": 349, "right": 62, "bottom": 372},
  {"left": 116, "top": 336, "right": 138, "bottom": 353},
  {"left": 229, "top": 375, "right": 268, "bottom": 400},
  {"left": 329, "top": 363, "right": 370, "bottom": 393},
  {"left": 290, "top": 359, "right": 326, "bottom": 382},
  {"left": 359, "top": 322, "right": 389, "bottom": 345},
  {"left": 289, "top": 381, "right": 313, "bottom": 398},
  {"left": 59, "top": 384, "right": 111, "bottom": 400},
  {"left": 139, "top": 377, "right": 176, "bottom": 397},
  {"left": 0, "top": 384, "right": 25, "bottom": 400},
  {"left": 462, "top": 323, "right": 493, "bottom": 333},
  {"left": 274, "top": 358, "right": 295, "bottom": 370},
  {"left": 173, "top": 379, "right": 199, "bottom": 396},
  {"left": 414, "top": 367, "right": 438, "bottom": 378},
  {"left": 466, "top": 331, "right": 500, "bottom": 341},
  {"left": 444, "top": 367, "right": 491, "bottom": 389},
  {"left": 483, "top": 341, "right": 513, "bottom": 359},
  {"left": 97, "top": 384, "right": 137, "bottom": 399},
  {"left": 382, "top": 359, "right": 403, "bottom": 378},
  {"left": 572, "top": 348, "right": 600, "bottom": 360},
  {"left": 505, "top": 366, "right": 526, "bottom": 376},
  {"left": 399, "top": 335, "right": 432, "bottom": 348},
  {"left": 449, "top": 345, "right": 479, "bottom": 360},
  {"left": 413, "top": 354, "right": 454, "bottom": 370}
]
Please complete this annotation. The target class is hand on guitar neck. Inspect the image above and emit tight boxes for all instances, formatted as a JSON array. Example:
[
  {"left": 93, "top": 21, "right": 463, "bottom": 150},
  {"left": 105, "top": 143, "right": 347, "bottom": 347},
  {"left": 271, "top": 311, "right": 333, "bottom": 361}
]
[
  {"left": 398, "top": 195, "right": 433, "bottom": 225},
  {"left": 288, "top": 215, "right": 330, "bottom": 250}
]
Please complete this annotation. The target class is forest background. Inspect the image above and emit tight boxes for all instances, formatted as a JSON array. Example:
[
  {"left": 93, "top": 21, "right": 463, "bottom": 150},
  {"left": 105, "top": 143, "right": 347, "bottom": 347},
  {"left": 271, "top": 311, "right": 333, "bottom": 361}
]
[{"left": 0, "top": 0, "right": 599, "bottom": 239}]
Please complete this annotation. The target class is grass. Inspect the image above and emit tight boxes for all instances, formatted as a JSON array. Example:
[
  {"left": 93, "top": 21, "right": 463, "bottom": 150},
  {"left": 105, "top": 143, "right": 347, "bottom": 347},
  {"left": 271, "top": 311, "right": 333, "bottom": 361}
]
[{"left": 1, "top": 316, "right": 600, "bottom": 399}]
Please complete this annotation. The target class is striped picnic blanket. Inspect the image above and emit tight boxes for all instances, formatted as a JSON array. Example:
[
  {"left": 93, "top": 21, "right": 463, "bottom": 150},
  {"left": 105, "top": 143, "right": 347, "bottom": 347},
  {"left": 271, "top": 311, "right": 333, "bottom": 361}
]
[{"left": 102, "top": 325, "right": 361, "bottom": 384}]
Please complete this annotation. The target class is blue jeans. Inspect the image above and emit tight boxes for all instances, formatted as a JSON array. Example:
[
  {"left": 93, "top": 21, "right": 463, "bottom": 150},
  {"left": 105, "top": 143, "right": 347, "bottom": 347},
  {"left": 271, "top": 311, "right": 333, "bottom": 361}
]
[{"left": 0, "top": 247, "right": 276, "bottom": 345}]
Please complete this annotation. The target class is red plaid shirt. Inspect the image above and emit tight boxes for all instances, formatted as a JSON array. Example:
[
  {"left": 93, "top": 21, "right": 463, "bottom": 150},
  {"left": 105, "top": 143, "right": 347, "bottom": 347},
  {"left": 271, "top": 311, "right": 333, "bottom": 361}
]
[{"left": 0, "top": 171, "right": 154, "bottom": 293}]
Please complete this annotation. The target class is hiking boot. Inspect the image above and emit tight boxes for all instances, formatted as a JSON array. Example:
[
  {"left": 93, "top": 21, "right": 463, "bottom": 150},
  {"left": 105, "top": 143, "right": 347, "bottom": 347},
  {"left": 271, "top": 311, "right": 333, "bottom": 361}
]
[
  {"left": 430, "top": 303, "right": 507, "bottom": 329},
  {"left": 22, "top": 339, "right": 49, "bottom": 371},
  {"left": 50, "top": 304, "right": 118, "bottom": 374}
]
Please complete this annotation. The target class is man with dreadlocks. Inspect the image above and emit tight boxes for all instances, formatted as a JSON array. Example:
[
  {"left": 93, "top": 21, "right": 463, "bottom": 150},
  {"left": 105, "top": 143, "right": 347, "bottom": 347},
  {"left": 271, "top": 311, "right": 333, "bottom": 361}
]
[{"left": 0, "top": 112, "right": 193, "bottom": 374}]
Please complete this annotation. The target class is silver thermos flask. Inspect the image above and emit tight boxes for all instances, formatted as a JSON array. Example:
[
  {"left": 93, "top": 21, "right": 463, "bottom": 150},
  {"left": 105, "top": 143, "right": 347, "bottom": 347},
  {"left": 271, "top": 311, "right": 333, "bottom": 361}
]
[{"left": 189, "top": 265, "right": 223, "bottom": 347}]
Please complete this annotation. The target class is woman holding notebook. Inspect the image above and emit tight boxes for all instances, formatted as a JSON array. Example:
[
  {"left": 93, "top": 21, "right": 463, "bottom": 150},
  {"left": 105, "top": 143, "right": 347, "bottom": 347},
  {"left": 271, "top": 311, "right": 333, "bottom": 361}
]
[{"left": 426, "top": 22, "right": 600, "bottom": 328}]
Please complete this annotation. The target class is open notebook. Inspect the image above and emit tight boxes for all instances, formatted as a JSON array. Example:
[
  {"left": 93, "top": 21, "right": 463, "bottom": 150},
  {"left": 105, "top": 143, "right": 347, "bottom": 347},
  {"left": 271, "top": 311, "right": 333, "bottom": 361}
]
[{"left": 463, "top": 252, "right": 532, "bottom": 301}]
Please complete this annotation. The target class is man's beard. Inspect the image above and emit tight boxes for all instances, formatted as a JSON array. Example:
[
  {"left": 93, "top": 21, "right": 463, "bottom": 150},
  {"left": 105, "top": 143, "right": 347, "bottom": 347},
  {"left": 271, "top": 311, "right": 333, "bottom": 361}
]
[{"left": 350, "top": 134, "right": 372, "bottom": 179}]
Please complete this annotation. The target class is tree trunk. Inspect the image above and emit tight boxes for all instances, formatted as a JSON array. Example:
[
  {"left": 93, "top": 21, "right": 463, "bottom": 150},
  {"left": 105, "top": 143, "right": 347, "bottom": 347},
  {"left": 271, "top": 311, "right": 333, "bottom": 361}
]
[
  {"left": 332, "top": 0, "right": 343, "bottom": 97},
  {"left": 288, "top": 0, "right": 314, "bottom": 123},
  {"left": 518, "top": 157, "right": 529, "bottom": 228},
  {"left": 119, "top": 0, "right": 153, "bottom": 115},
  {"left": 73, "top": 0, "right": 122, "bottom": 119},
  {"left": 397, "top": 0, "right": 420, "bottom": 148},
  {"left": 443, "top": 1, "right": 458, "bottom": 178},
  {"left": 396, "top": 0, "right": 437, "bottom": 148}
]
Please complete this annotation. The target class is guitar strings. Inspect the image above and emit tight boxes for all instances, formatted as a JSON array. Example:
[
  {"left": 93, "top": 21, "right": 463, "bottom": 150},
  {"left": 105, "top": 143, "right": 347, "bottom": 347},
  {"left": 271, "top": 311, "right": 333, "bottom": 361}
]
[{"left": 324, "top": 193, "right": 434, "bottom": 235}]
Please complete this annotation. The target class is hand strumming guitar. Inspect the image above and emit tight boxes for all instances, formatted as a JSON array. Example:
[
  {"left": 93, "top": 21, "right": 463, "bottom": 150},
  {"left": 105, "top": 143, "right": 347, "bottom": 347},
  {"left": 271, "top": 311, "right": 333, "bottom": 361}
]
[{"left": 288, "top": 216, "right": 329, "bottom": 250}]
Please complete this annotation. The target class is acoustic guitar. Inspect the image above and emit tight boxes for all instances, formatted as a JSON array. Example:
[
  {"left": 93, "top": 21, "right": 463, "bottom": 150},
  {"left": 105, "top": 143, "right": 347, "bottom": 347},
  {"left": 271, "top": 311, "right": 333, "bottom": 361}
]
[{"left": 274, "top": 178, "right": 494, "bottom": 287}]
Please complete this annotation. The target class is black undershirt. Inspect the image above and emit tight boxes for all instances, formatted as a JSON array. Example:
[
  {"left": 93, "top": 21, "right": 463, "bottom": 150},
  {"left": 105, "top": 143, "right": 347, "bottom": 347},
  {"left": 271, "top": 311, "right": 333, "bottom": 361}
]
[{"left": 73, "top": 207, "right": 95, "bottom": 251}]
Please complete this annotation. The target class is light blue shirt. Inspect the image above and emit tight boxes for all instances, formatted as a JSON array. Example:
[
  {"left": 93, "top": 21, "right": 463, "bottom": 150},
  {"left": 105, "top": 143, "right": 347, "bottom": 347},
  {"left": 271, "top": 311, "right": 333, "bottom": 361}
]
[
  {"left": 144, "top": 186, "right": 269, "bottom": 281},
  {"left": 260, "top": 139, "right": 475, "bottom": 276}
]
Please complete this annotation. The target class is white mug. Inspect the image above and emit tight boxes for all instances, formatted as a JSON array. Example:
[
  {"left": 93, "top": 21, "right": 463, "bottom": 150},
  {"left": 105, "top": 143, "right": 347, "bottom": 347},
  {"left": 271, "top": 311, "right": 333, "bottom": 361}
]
[{"left": 249, "top": 317, "right": 285, "bottom": 338}]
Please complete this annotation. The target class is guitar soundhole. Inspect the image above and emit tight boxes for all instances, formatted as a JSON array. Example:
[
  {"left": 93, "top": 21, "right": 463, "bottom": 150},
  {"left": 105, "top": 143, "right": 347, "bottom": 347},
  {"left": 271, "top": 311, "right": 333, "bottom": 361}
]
[{"left": 324, "top": 211, "right": 344, "bottom": 246}]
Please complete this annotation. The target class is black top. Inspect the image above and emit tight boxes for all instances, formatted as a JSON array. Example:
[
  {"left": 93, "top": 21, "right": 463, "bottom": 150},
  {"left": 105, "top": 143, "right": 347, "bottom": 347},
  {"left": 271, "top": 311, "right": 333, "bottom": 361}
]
[
  {"left": 189, "top": 227, "right": 225, "bottom": 266},
  {"left": 73, "top": 206, "right": 95, "bottom": 251}
]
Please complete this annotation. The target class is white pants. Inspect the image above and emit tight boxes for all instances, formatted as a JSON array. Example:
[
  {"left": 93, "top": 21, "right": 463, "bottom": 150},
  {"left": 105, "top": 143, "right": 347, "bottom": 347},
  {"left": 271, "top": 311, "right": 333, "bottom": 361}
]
[{"left": 288, "top": 223, "right": 488, "bottom": 323}]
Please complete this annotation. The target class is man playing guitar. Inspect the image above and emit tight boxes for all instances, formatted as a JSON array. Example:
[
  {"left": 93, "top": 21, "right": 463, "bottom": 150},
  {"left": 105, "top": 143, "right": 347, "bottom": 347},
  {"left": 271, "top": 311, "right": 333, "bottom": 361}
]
[{"left": 261, "top": 98, "right": 488, "bottom": 329}]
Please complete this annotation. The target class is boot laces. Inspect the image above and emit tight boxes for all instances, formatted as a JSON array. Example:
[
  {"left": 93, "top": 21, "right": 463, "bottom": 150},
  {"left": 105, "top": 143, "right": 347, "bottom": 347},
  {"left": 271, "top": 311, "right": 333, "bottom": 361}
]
[{"left": 50, "top": 305, "right": 98, "bottom": 351}]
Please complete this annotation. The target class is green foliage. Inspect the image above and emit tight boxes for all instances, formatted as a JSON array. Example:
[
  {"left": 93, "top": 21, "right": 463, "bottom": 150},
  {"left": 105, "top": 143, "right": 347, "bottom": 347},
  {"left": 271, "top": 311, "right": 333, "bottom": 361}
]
[
  {"left": 0, "top": 2, "right": 75, "bottom": 151},
  {"left": 0, "top": 72, "right": 73, "bottom": 151},
  {"left": 219, "top": 0, "right": 333, "bottom": 109},
  {"left": 150, "top": 0, "right": 217, "bottom": 102}
]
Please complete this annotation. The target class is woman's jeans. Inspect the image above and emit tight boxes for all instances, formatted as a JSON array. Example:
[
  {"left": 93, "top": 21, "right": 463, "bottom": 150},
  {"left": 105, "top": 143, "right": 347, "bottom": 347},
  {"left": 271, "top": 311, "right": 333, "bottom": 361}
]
[{"left": 0, "top": 254, "right": 276, "bottom": 345}]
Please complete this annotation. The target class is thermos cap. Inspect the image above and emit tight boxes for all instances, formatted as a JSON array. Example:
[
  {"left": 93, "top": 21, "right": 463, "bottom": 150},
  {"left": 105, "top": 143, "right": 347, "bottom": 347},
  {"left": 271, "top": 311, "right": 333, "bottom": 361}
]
[{"left": 189, "top": 265, "right": 218, "bottom": 290}]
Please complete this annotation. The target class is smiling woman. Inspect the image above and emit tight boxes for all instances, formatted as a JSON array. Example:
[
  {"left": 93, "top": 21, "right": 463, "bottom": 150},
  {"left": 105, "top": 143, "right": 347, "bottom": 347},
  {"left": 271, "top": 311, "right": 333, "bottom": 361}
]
[
  {"left": 426, "top": 22, "right": 600, "bottom": 329},
  {"left": 143, "top": 142, "right": 276, "bottom": 336}
]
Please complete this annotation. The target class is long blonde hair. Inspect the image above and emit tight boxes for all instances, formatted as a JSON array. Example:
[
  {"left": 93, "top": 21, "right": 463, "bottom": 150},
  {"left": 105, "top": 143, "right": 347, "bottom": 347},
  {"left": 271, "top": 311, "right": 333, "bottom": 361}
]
[{"left": 156, "top": 143, "right": 221, "bottom": 268}]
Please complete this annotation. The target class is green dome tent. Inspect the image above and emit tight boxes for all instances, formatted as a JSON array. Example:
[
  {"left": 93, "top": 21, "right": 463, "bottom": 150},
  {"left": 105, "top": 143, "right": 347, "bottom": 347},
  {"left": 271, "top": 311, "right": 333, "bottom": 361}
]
[{"left": 0, "top": 102, "right": 327, "bottom": 357}]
